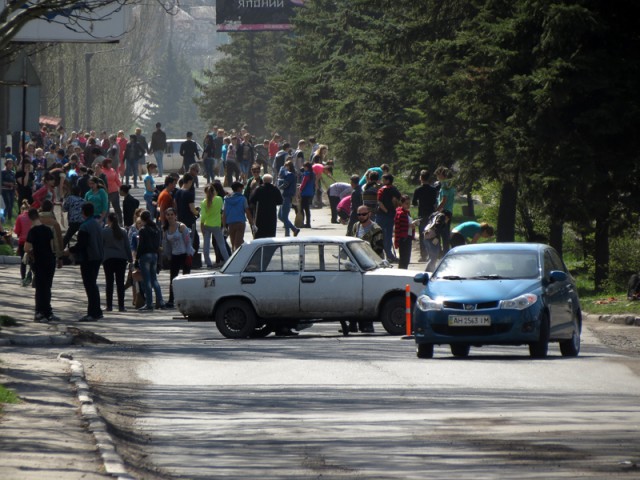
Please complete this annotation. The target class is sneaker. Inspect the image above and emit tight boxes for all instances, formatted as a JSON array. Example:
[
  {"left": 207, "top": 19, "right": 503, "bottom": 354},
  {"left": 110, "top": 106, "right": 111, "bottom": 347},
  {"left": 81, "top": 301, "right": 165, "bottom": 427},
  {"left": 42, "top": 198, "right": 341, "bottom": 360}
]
[
  {"left": 156, "top": 303, "right": 167, "bottom": 310},
  {"left": 78, "top": 315, "right": 98, "bottom": 322},
  {"left": 34, "top": 313, "right": 47, "bottom": 323},
  {"left": 137, "top": 305, "right": 154, "bottom": 312},
  {"left": 47, "top": 313, "right": 61, "bottom": 322}
]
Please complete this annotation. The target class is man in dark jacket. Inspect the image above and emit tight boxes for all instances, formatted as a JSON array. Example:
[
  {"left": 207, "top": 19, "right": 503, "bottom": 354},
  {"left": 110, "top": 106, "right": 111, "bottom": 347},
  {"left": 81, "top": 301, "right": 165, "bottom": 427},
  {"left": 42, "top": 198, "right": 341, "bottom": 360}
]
[
  {"left": 249, "top": 174, "right": 283, "bottom": 239},
  {"left": 68, "top": 202, "right": 105, "bottom": 322},
  {"left": 124, "top": 135, "right": 145, "bottom": 188},
  {"left": 149, "top": 122, "right": 167, "bottom": 176},
  {"left": 179, "top": 132, "right": 200, "bottom": 173}
]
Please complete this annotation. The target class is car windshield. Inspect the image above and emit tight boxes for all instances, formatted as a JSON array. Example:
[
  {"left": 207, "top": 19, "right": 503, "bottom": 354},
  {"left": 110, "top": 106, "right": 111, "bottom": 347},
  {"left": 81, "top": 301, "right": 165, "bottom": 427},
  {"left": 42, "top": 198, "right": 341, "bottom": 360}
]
[
  {"left": 219, "top": 246, "right": 242, "bottom": 273},
  {"left": 347, "top": 241, "right": 384, "bottom": 271},
  {"left": 433, "top": 251, "right": 540, "bottom": 280}
]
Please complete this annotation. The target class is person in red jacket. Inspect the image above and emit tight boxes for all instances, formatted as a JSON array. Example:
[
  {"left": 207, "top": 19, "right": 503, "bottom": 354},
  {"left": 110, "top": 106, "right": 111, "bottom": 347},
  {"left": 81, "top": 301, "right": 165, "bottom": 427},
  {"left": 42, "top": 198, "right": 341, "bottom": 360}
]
[{"left": 394, "top": 195, "right": 416, "bottom": 269}]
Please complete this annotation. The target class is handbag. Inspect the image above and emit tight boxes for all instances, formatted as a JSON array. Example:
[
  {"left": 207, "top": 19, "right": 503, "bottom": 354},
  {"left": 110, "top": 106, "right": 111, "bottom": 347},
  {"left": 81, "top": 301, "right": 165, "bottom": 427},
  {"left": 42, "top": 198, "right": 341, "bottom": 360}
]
[{"left": 132, "top": 268, "right": 143, "bottom": 282}]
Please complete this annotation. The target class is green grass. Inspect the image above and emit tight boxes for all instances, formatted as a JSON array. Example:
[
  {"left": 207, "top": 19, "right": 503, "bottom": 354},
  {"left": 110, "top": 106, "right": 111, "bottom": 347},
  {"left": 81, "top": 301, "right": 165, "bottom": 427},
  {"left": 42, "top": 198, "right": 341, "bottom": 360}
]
[
  {"left": 577, "top": 294, "right": 640, "bottom": 315},
  {"left": 0, "top": 385, "right": 19, "bottom": 405}
]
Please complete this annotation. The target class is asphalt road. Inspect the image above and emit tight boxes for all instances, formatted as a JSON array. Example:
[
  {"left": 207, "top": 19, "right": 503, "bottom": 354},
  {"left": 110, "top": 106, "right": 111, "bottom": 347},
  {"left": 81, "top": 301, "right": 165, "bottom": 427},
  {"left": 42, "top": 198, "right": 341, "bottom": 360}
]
[{"left": 75, "top": 318, "right": 640, "bottom": 480}]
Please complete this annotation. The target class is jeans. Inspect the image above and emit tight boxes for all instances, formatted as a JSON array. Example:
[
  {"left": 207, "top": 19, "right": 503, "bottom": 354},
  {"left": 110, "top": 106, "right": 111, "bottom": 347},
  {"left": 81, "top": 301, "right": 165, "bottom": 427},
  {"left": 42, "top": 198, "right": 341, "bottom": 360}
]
[
  {"left": 425, "top": 239, "right": 441, "bottom": 272},
  {"left": 154, "top": 150, "right": 164, "bottom": 176},
  {"left": 2, "top": 189, "right": 14, "bottom": 221},
  {"left": 203, "top": 157, "right": 216, "bottom": 183},
  {"left": 144, "top": 195, "right": 156, "bottom": 222},
  {"left": 139, "top": 252, "right": 163, "bottom": 308},
  {"left": 81, "top": 260, "right": 102, "bottom": 317},
  {"left": 103, "top": 258, "right": 127, "bottom": 310},
  {"left": 125, "top": 158, "right": 139, "bottom": 187},
  {"left": 202, "top": 225, "right": 229, "bottom": 266},
  {"left": 278, "top": 197, "right": 298, "bottom": 236},
  {"left": 108, "top": 191, "right": 123, "bottom": 226},
  {"left": 377, "top": 214, "right": 396, "bottom": 260}
]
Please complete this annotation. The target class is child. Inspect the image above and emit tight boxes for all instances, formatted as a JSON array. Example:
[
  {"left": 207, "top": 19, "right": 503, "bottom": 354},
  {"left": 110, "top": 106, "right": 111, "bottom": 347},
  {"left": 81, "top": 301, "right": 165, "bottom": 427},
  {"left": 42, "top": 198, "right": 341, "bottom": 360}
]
[{"left": 394, "top": 195, "right": 416, "bottom": 269}]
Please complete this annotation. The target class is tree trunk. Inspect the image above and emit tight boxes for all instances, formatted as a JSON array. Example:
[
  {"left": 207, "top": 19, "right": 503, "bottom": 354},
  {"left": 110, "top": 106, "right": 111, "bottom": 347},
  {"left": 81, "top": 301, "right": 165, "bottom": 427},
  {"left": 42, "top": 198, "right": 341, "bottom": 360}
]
[
  {"left": 496, "top": 180, "right": 517, "bottom": 242},
  {"left": 549, "top": 220, "right": 563, "bottom": 257},
  {"left": 594, "top": 212, "right": 610, "bottom": 291},
  {"left": 464, "top": 192, "right": 475, "bottom": 218}
]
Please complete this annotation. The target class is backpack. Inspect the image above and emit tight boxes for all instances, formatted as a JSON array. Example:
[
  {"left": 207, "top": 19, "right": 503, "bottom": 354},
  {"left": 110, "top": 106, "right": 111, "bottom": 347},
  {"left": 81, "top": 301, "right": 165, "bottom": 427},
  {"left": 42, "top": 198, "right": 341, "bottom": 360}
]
[
  {"left": 627, "top": 273, "right": 640, "bottom": 300},
  {"left": 423, "top": 212, "right": 446, "bottom": 240}
]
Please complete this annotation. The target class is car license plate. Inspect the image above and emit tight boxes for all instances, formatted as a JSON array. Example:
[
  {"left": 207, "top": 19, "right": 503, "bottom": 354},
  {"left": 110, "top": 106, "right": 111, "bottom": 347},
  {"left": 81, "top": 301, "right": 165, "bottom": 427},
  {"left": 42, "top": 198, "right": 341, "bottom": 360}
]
[{"left": 448, "top": 315, "right": 491, "bottom": 326}]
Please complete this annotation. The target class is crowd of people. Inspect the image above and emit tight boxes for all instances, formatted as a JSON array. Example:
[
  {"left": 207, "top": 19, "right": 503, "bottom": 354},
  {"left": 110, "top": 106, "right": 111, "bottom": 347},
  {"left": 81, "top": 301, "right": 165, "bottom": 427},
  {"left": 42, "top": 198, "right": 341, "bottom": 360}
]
[{"left": 0, "top": 122, "right": 494, "bottom": 325}]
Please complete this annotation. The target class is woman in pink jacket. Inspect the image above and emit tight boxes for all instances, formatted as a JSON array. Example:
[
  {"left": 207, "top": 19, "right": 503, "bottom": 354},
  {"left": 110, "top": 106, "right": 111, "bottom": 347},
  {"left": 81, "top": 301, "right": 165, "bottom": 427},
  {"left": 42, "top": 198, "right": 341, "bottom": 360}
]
[
  {"left": 102, "top": 158, "right": 123, "bottom": 226},
  {"left": 13, "top": 201, "right": 32, "bottom": 285}
]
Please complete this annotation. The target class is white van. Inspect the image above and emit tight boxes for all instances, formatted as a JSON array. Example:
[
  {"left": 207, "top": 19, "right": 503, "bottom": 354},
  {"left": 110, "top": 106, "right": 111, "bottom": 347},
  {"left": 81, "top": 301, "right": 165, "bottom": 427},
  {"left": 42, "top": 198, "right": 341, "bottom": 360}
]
[{"left": 146, "top": 138, "right": 203, "bottom": 173}]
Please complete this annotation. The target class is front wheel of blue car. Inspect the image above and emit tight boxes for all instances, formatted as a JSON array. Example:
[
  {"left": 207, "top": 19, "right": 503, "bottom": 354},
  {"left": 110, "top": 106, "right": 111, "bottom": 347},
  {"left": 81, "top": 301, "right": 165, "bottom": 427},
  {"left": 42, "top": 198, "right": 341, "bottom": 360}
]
[
  {"left": 559, "top": 315, "right": 581, "bottom": 357},
  {"left": 529, "top": 312, "right": 550, "bottom": 358},
  {"left": 416, "top": 343, "right": 434, "bottom": 359}
]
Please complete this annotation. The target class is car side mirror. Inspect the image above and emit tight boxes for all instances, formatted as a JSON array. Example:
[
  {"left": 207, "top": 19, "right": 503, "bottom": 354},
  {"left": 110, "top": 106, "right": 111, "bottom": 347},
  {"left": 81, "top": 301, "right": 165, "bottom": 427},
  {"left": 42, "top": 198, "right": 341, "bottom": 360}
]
[
  {"left": 414, "top": 272, "right": 429, "bottom": 285},
  {"left": 344, "top": 261, "right": 358, "bottom": 272},
  {"left": 548, "top": 270, "right": 567, "bottom": 283}
]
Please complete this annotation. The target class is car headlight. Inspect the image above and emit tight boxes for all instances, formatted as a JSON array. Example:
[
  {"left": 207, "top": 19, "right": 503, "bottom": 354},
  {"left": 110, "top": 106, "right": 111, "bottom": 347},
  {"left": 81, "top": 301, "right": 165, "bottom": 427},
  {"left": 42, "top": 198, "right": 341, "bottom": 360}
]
[
  {"left": 500, "top": 293, "right": 537, "bottom": 310},
  {"left": 416, "top": 295, "right": 442, "bottom": 312}
]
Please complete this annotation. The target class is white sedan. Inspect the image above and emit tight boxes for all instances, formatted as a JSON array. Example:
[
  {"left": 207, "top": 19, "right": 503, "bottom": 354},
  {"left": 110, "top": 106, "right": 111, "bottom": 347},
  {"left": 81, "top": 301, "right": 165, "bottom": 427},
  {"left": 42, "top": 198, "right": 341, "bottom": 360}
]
[{"left": 173, "top": 236, "right": 423, "bottom": 338}]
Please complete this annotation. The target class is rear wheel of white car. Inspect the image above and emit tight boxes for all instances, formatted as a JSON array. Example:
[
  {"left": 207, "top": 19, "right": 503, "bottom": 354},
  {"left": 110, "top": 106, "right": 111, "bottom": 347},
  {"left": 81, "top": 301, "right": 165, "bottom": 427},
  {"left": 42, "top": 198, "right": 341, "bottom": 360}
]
[
  {"left": 450, "top": 344, "right": 470, "bottom": 357},
  {"left": 559, "top": 315, "right": 581, "bottom": 357},
  {"left": 529, "top": 312, "right": 550, "bottom": 358},
  {"left": 380, "top": 297, "right": 406, "bottom": 335},
  {"left": 416, "top": 343, "right": 434, "bottom": 359},
  {"left": 215, "top": 299, "right": 257, "bottom": 338}
]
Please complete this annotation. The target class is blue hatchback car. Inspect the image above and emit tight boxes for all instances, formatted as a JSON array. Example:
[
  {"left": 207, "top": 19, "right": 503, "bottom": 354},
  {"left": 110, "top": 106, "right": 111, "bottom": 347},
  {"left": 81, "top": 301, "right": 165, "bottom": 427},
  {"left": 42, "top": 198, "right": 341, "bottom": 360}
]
[{"left": 413, "top": 243, "right": 582, "bottom": 359}]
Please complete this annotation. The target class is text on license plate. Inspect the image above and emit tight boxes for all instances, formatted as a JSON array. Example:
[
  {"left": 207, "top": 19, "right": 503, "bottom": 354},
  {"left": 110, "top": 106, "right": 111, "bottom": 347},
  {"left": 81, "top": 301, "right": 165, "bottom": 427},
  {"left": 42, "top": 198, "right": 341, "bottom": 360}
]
[{"left": 448, "top": 315, "right": 491, "bottom": 326}]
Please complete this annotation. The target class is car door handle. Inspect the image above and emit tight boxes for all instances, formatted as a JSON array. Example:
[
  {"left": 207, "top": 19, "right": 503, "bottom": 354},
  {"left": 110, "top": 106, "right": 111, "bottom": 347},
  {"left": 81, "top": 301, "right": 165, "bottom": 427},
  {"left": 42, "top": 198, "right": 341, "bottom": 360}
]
[
  {"left": 301, "top": 276, "right": 316, "bottom": 283},
  {"left": 241, "top": 277, "right": 256, "bottom": 284}
]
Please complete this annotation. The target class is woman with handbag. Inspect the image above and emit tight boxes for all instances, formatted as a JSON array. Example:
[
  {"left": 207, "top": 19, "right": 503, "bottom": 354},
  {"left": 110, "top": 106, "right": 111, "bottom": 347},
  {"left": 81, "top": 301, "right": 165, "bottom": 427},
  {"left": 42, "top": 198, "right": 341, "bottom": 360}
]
[{"left": 162, "top": 207, "right": 194, "bottom": 308}]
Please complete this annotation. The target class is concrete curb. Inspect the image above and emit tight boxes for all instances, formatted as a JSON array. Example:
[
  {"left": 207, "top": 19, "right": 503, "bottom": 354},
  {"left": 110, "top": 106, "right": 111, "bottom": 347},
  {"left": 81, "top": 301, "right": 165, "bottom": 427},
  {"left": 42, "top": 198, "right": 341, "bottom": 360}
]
[
  {"left": 58, "top": 352, "right": 134, "bottom": 480},
  {"left": 0, "top": 334, "right": 73, "bottom": 347},
  {"left": 584, "top": 312, "right": 640, "bottom": 327},
  {"left": 0, "top": 255, "right": 21, "bottom": 265}
]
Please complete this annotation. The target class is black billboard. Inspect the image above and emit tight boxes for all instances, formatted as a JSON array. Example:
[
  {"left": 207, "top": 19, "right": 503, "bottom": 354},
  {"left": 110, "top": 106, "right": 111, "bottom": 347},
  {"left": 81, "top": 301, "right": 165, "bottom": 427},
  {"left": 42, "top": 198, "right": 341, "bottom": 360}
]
[{"left": 216, "top": 0, "right": 304, "bottom": 32}]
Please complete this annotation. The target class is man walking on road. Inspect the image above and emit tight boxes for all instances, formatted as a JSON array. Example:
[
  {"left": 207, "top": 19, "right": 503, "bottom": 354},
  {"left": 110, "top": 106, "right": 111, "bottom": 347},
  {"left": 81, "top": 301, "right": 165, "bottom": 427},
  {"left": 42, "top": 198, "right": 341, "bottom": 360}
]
[
  {"left": 68, "top": 202, "right": 104, "bottom": 322},
  {"left": 150, "top": 122, "right": 167, "bottom": 176}
]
